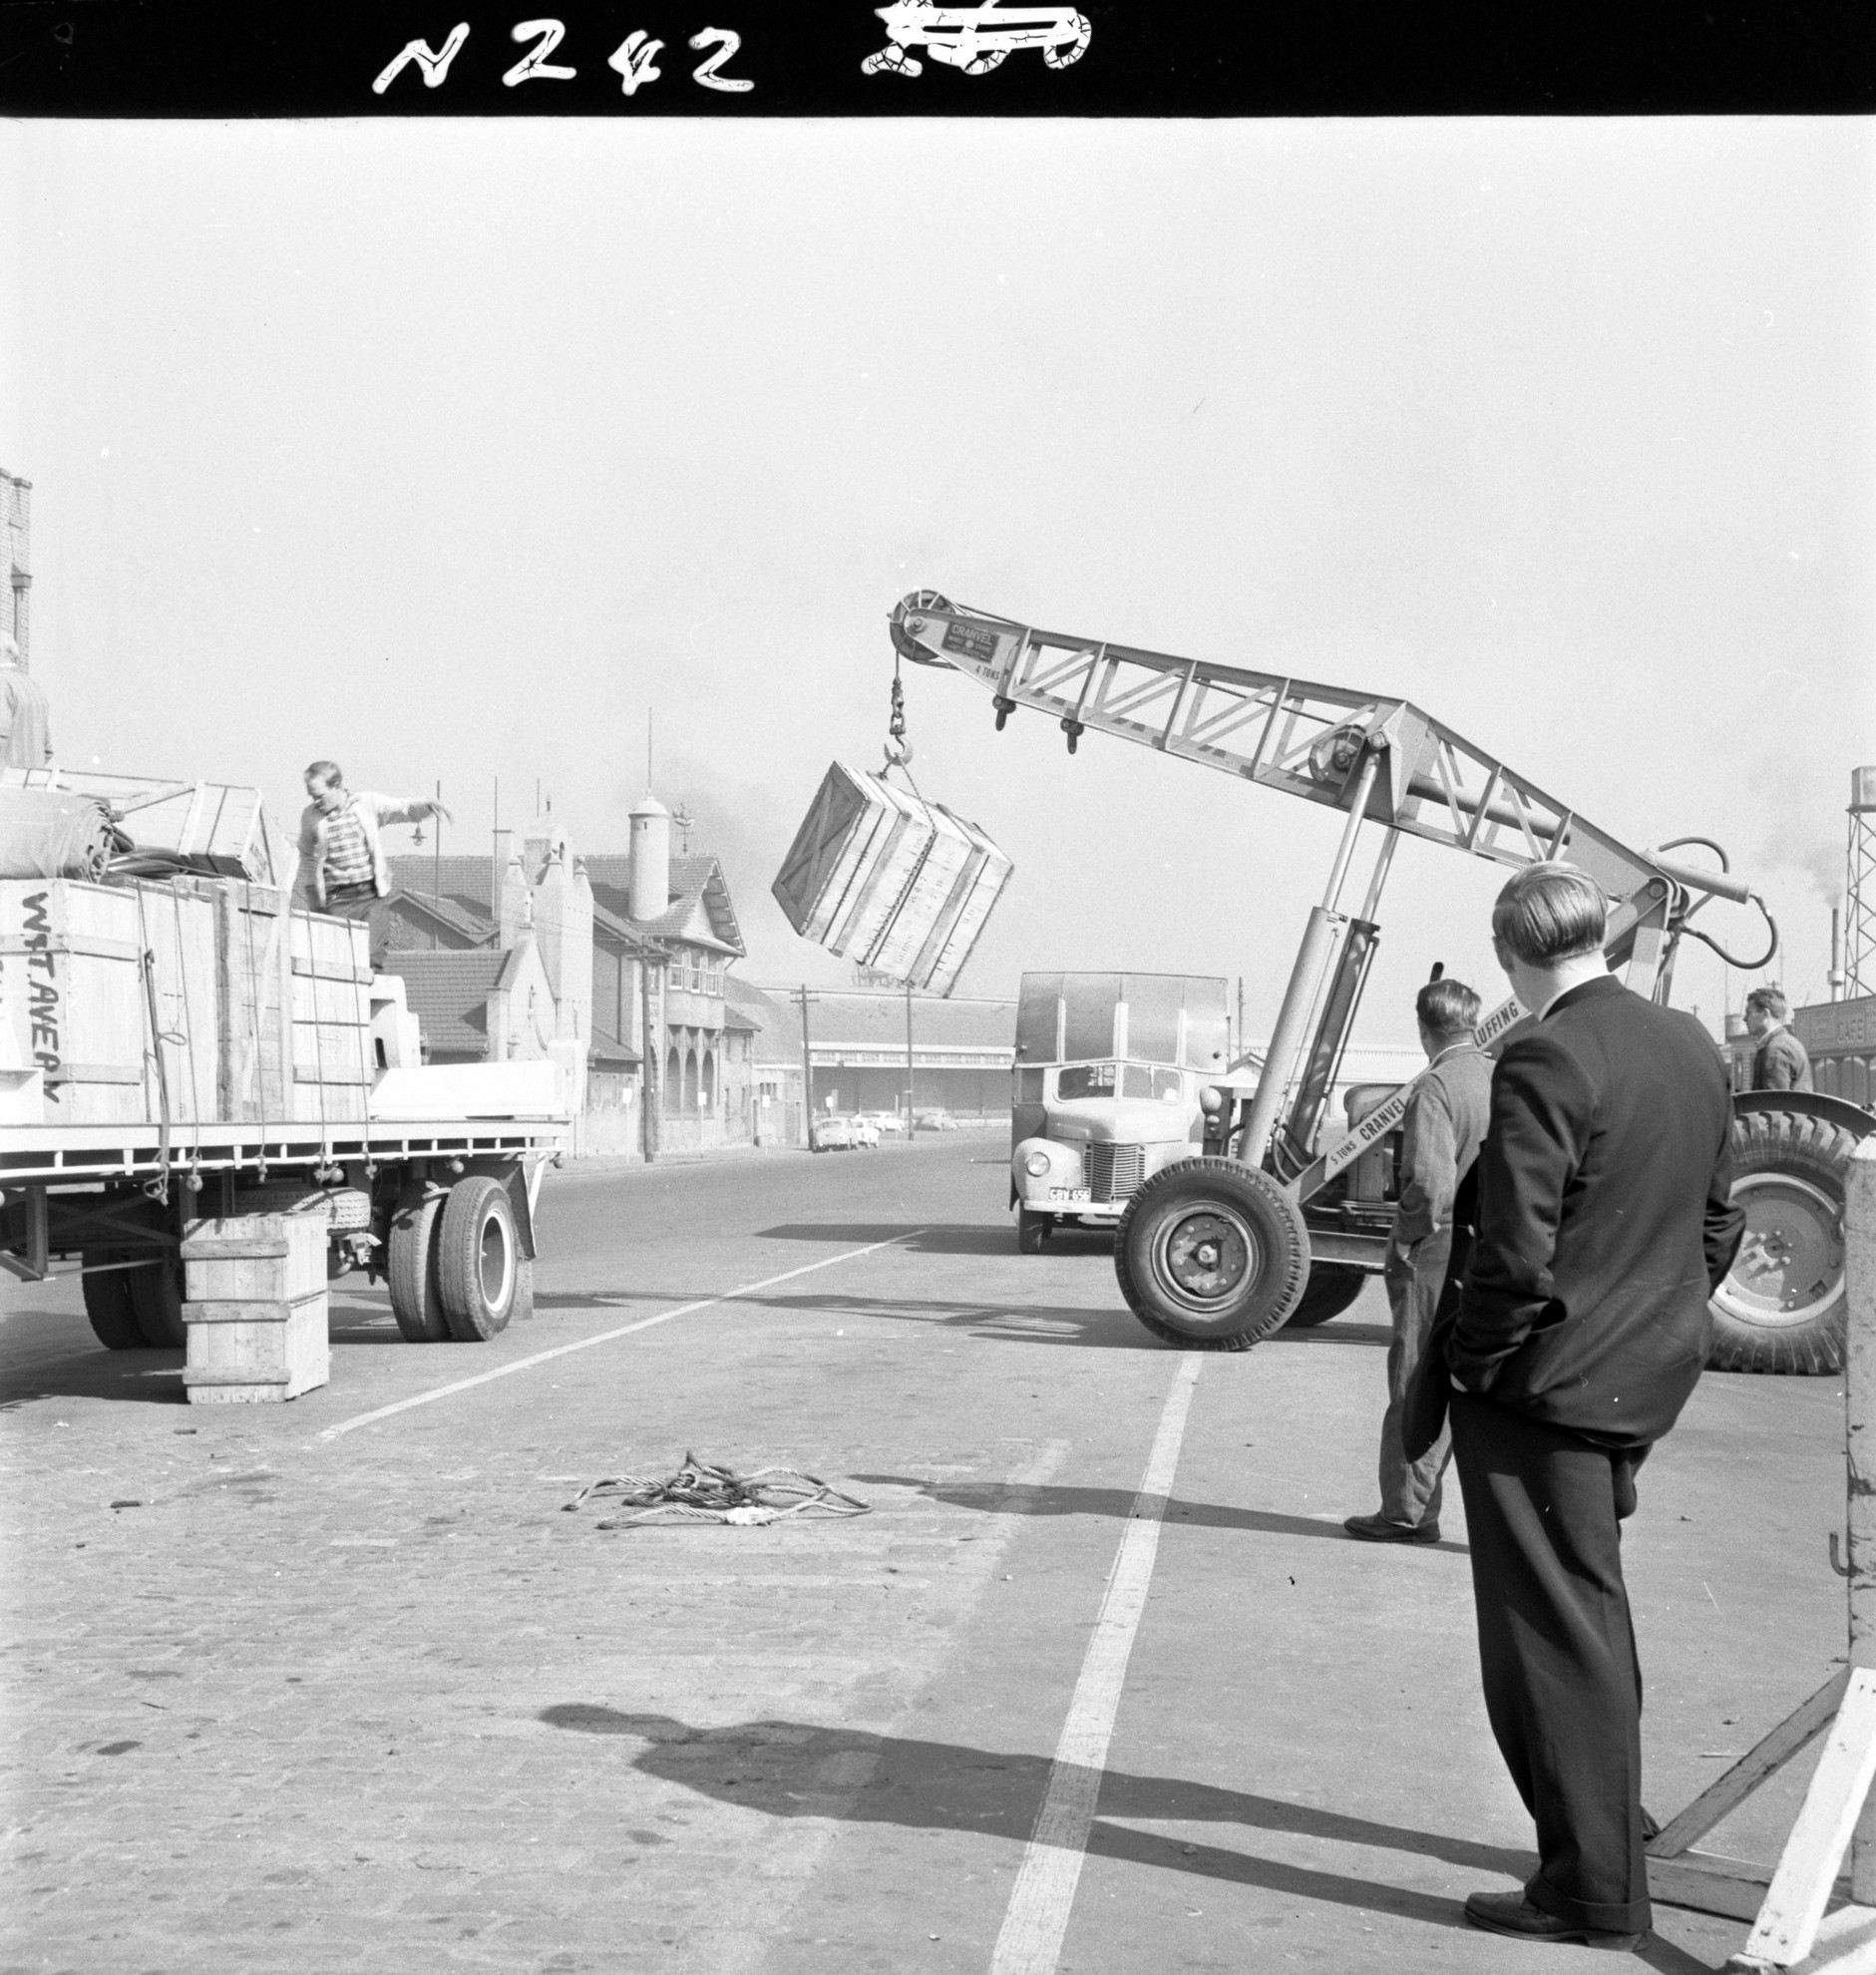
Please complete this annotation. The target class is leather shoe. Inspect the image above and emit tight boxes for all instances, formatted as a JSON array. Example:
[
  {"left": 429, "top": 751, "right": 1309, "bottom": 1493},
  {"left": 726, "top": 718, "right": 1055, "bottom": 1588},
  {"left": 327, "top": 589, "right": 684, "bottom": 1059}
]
[
  {"left": 1342, "top": 1511, "right": 1440, "bottom": 1544},
  {"left": 1463, "top": 1890, "right": 1645, "bottom": 1950}
]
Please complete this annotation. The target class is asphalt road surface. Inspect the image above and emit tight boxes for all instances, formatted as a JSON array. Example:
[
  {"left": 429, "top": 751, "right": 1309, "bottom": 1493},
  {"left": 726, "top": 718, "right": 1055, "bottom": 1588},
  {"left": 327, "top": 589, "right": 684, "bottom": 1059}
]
[{"left": 0, "top": 1136, "right": 1851, "bottom": 1973}]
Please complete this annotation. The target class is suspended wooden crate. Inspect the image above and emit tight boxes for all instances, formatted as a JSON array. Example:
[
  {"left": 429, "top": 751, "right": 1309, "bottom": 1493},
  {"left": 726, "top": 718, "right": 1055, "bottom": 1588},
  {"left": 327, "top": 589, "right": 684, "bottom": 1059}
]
[
  {"left": 771, "top": 763, "right": 1014, "bottom": 996},
  {"left": 181, "top": 1213, "right": 329, "bottom": 1403},
  {"left": 0, "top": 767, "right": 284, "bottom": 884}
]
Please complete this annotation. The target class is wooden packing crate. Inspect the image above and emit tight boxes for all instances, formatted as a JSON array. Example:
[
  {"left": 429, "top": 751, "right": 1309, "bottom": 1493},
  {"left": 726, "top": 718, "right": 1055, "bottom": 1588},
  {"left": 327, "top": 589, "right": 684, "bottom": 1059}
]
[
  {"left": 0, "top": 877, "right": 373, "bottom": 1128},
  {"left": 771, "top": 761, "right": 1014, "bottom": 996},
  {"left": 0, "top": 767, "right": 284, "bottom": 884},
  {"left": 0, "top": 877, "right": 218, "bottom": 1124},
  {"left": 289, "top": 911, "right": 372, "bottom": 1123},
  {"left": 181, "top": 1214, "right": 329, "bottom": 1403}
]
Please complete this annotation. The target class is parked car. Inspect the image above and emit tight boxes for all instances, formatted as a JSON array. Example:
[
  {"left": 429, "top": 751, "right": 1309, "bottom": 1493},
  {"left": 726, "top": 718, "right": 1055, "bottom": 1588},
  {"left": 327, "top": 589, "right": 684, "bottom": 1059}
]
[
  {"left": 813, "top": 1114, "right": 881, "bottom": 1152},
  {"left": 913, "top": 1108, "right": 957, "bottom": 1132}
]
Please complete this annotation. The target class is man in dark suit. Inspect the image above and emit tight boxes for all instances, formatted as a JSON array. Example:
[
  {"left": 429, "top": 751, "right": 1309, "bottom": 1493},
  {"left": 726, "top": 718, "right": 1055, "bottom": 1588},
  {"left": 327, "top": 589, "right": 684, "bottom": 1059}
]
[{"left": 1416, "top": 862, "right": 1743, "bottom": 1949}]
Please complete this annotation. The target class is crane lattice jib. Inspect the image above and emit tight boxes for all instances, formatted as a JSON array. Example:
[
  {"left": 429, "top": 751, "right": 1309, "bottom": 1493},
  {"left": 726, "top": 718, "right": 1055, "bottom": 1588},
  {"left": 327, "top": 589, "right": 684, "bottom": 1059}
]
[{"left": 891, "top": 593, "right": 1704, "bottom": 908}]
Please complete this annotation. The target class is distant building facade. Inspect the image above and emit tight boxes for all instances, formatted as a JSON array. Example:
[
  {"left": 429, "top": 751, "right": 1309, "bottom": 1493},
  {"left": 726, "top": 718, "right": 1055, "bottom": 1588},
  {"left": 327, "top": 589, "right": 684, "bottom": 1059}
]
[{"left": 377, "top": 792, "right": 749, "bottom": 1156}]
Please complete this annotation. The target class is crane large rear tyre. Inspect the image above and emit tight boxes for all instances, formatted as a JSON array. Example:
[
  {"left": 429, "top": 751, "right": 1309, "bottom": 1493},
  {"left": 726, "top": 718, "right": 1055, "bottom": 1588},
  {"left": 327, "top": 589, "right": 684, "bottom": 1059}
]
[
  {"left": 388, "top": 1190, "right": 451, "bottom": 1343},
  {"left": 1708, "top": 1108, "right": 1860, "bottom": 1376},
  {"left": 1283, "top": 1261, "right": 1368, "bottom": 1328},
  {"left": 82, "top": 1253, "right": 148, "bottom": 1351},
  {"left": 1115, "top": 1158, "right": 1309, "bottom": 1352},
  {"left": 438, "top": 1177, "right": 518, "bottom": 1343}
]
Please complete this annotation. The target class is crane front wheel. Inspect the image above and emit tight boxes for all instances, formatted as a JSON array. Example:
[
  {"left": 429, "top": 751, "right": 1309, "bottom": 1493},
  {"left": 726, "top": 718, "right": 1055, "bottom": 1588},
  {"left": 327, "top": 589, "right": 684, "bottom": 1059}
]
[{"left": 1115, "top": 1158, "right": 1309, "bottom": 1352}]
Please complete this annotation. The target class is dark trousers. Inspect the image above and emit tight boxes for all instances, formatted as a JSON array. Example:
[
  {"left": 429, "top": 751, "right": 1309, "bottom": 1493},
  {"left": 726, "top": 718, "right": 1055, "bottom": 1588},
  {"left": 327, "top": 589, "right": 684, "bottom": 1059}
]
[{"left": 1448, "top": 1392, "right": 1652, "bottom": 1934}]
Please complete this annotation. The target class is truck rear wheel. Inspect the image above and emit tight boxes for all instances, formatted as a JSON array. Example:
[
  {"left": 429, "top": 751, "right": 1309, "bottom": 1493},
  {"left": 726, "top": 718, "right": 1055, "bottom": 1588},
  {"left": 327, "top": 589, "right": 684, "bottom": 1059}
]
[
  {"left": 1284, "top": 1261, "right": 1368, "bottom": 1328},
  {"left": 128, "top": 1254, "right": 187, "bottom": 1349},
  {"left": 438, "top": 1177, "right": 518, "bottom": 1342},
  {"left": 1708, "top": 1107, "right": 1858, "bottom": 1375},
  {"left": 388, "top": 1190, "right": 451, "bottom": 1343},
  {"left": 81, "top": 1253, "right": 148, "bottom": 1351},
  {"left": 1115, "top": 1157, "right": 1309, "bottom": 1351}
]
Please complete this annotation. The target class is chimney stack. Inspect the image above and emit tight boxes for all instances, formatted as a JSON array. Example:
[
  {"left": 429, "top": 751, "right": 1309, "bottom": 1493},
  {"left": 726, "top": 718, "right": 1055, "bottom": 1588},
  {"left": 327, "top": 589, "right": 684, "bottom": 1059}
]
[{"left": 629, "top": 793, "right": 671, "bottom": 923}]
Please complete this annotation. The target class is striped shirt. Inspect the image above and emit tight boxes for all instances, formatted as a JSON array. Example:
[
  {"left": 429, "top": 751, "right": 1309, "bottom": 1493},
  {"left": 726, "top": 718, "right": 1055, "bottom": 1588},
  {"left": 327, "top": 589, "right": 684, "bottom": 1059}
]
[{"left": 321, "top": 799, "right": 374, "bottom": 891}]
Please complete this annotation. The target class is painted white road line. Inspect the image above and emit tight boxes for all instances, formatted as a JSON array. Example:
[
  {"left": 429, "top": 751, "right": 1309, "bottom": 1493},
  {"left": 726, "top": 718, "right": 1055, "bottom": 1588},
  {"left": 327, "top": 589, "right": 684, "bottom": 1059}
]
[
  {"left": 314, "top": 1232, "right": 926, "bottom": 1442},
  {"left": 988, "top": 1351, "right": 1205, "bottom": 1975}
]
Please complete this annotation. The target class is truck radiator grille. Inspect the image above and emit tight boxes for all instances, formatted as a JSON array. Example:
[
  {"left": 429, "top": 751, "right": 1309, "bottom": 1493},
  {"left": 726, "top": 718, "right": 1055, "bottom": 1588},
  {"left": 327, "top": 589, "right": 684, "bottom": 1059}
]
[{"left": 1087, "top": 1143, "right": 1146, "bottom": 1203}]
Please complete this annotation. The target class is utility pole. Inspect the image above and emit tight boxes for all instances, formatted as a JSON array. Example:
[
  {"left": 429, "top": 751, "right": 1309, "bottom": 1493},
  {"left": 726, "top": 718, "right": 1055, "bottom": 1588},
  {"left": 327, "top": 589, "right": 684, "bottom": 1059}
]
[
  {"left": 904, "top": 979, "right": 916, "bottom": 1137},
  {"left": 432, "top": 778, "right": 442, "bottom": 901},
  {"left": 797, "top": 984, "right": 816, "bottom": 1150},
  {"left": 641, "top": 953, "right": 663, "bottom": 1164}
]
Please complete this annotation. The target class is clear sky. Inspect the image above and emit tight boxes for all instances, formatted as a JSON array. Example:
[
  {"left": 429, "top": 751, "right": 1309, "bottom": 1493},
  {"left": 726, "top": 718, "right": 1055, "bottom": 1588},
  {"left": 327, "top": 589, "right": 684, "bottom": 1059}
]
[{"left": 2, "top": 117, "right": 1871, "bottom": 1041}]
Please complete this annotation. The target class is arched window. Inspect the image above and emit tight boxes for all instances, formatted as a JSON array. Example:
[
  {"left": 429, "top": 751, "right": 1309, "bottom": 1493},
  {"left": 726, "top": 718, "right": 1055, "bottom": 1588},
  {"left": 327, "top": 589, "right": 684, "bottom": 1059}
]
[
  {"left": 665, "top": 1046, "right": 681, "bottom": 1115},
  {"left": 701, "top": 1048, "right": 717, "bottom": 1112},
  {"left": 683, "top": 1047, "right": 699, "bottom": 1114}
]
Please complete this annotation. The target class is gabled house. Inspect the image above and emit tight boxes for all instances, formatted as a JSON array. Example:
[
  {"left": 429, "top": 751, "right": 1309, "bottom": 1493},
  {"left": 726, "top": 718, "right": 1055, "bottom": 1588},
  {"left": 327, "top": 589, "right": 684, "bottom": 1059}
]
[{"left": 378, "top": 792, "right": 750, "bottom": 1157}]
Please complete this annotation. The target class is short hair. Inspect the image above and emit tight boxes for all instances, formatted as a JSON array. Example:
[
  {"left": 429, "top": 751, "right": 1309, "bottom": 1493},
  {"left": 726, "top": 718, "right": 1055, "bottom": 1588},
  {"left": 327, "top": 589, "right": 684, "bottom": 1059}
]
[
  {"left": 1491, "top": 862, "right": 1607, "bottom": 968},
  {"left": 304, "top": 759, "right": 343, "bottom": 786},
  {"left": 1416, "top": 978, "right": 1481, "bottom": 1036},
  {"left": 1745, "top": 985, "right": 1788, "bottom": 1019}
]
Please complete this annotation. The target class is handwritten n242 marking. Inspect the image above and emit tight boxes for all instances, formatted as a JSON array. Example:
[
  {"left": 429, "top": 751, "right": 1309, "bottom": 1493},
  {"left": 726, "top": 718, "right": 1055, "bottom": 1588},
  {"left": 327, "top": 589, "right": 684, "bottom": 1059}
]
[{"left": 372, "top": 20, "right": 754, "bottom": 95}]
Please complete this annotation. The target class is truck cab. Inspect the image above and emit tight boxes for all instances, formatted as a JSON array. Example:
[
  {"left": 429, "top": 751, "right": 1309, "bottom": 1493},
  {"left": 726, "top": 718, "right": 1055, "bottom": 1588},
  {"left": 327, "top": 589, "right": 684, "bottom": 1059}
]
[{"left": 1009, "top": 972, "right": 1229, "bottom": 1250}]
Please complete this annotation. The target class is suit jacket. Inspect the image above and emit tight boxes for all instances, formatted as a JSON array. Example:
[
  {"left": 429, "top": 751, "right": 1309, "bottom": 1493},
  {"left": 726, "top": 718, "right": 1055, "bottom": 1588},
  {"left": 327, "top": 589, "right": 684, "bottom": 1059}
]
[{"left": 1403, "top": 976, "right": 1744, "bottom": 1456}]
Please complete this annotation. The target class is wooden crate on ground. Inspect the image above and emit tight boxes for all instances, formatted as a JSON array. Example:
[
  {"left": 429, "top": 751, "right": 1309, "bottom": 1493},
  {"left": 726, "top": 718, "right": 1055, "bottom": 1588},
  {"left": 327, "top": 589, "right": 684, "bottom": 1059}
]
[{"left": 181, "top": 1214, "right": 329, "bottom": 1403}]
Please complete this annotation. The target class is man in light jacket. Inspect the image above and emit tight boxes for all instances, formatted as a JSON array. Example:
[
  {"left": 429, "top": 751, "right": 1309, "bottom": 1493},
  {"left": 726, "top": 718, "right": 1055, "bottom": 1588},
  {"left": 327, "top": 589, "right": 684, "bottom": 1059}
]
[{"left": 296, "top": 760, "right": 449, "bottom": 920}]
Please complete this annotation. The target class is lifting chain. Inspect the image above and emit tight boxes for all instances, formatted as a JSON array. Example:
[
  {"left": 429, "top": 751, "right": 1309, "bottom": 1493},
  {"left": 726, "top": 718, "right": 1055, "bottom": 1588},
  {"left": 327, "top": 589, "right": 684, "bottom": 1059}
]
[{"left": 884, "top": 655, "right": 913, "bottom": 770}]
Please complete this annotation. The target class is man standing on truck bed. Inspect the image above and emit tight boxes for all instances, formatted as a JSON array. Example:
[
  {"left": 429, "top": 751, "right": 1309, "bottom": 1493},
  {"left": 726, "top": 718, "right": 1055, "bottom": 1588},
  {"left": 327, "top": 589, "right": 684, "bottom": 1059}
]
[
  {"left": 1743, "top": 984, "right": 1812, "bottom": 1091},
  {"left": 297, "top": 761, "right": 449, "bottom": 921},
  {"left": 1343, "top": 975, "right": 1491, "bottom": 1545}
]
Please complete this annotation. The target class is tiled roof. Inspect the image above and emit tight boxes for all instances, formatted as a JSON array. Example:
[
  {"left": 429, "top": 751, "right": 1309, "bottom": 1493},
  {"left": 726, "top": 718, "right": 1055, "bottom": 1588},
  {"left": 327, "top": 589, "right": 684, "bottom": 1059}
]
[
  {"left": 379, "top": 887, "right": 496, "bottom": 948},
  {"left": 377, "top": 950, "right": 506, "bottom": 1058},
  {"left": 582, "top": 854, "right": 744, "bottom": 956},
  {"left": 590, "top": 900, "right": 665, "bottom": 957},
  {"left": 388, "top": 849, "right": 745, "bottom": 957},
  {"left": 386, "top": 855, "right": 498, "bottom": 919},
  {"left": 589, "top": 1023, "right": 643, "bottom": 1068}
]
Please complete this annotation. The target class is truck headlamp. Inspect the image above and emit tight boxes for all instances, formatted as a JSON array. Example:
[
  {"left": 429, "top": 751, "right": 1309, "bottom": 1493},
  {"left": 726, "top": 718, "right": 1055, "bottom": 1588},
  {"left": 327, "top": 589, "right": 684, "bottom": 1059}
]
[{"left": 1023, "top": 1149, "right": 1053, "bottom": 1177}]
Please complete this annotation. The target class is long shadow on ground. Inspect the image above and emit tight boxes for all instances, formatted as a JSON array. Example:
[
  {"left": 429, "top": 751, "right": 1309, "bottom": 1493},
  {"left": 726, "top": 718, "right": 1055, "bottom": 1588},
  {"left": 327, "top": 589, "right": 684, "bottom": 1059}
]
[
  {"left": 537, "top": 1710, "right": 1707, "bottom": 1969},
  {"left": 540, "top": 1707, "right": 1519, "bottom": 1928},
  {"left": 852, "top": 1474, "right": 1471, "bottom": 1552}
]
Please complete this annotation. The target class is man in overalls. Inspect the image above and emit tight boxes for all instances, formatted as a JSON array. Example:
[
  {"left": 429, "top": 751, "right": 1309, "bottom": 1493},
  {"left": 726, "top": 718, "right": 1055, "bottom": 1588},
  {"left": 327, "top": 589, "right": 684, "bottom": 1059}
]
[{"left": 1343, "top": 977, "right": 1493, "bottom": 1544}]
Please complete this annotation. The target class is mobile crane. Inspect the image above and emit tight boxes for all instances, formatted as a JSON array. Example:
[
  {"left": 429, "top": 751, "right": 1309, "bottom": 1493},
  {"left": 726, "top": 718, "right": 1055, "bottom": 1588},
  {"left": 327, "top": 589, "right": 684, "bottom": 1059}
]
[{"left": 890, "top": 590, "right": 1871, "bottom": 1374}]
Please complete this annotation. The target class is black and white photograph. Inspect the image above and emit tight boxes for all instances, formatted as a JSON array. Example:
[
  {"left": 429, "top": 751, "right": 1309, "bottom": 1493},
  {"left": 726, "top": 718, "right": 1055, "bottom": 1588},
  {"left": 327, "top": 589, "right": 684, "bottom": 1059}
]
[{"left": 3, "top": 17, "right": 1875, "bottom": 1972}]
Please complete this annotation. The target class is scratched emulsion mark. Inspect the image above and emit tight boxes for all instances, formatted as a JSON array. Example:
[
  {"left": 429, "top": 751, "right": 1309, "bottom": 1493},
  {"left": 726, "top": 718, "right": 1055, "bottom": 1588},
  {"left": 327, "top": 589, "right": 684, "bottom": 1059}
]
[{"left": 863, "top": 0, "right": 1092, "bottom": 78}]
